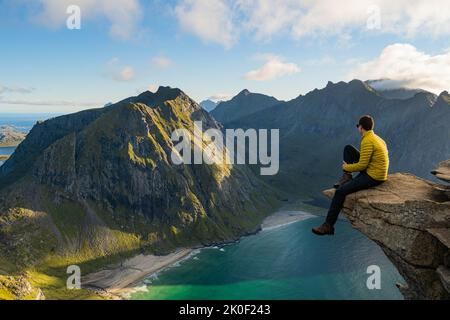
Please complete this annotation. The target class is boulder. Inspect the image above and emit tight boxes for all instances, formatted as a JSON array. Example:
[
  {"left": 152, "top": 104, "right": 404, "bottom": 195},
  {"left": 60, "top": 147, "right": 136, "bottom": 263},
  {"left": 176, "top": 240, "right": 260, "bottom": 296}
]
[{"left": 324, "top": 172, "right": 450, "bottom": 299}]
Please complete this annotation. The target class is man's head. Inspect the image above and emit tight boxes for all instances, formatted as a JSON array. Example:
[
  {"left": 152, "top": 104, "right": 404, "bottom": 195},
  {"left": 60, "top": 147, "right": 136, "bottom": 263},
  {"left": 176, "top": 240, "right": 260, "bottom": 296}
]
[{"left": 356, "top": 115, "right": 374, "bottom": 136}]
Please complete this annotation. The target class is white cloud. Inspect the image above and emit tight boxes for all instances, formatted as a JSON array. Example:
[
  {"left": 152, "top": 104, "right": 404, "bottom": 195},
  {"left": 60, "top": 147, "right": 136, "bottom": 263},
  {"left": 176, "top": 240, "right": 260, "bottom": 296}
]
[
  {"left": 117, "top": 67, "right": 135, "bottom": 81},
  {"left": 236, "top": 0, "right": 302, "bottom": 40},
  {"left": 245, "top": 55, "right": 300, "bottom": 81},
  {"left": 173, "top": 0, "right": 450, "bottom": 47},
  {"left": 32, "top": 0, "right": 142, "bottom": 40},
  {"left": 349, "top": 43, "right": 450, "bottom": 93},
  {"left": 152, "top": 56, "right": 173, "bottom": 69},
  {"left": 208, "top": 93, "right": 233, "bottom": 102},
  {"left": 0, "top": 85, "right": 35, "bottom": 95},
  {"left": 174, "top": 0, "right": 237, "bottom": 49},
  {"left": 104, "top": 58, "right": 136, "bottom": 81},
  {"left": 0, "top": 98, "right": 101, "bottom": 107},
  {"left": 0, "top": 84, "right": 101, "bottom": 109}
]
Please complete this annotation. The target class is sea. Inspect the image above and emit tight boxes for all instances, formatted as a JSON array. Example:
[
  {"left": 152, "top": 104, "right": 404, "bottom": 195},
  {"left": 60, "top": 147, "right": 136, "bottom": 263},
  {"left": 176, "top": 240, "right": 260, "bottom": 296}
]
[{"left": 131, "top": 215, "right": 404, "bottom": 300}]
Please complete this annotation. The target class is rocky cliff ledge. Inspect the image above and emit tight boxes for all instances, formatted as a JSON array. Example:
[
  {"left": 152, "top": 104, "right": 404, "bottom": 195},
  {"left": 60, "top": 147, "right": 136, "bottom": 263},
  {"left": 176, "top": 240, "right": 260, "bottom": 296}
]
[{"left": 324, "top": 165, "right": 450, "bottom": 300}]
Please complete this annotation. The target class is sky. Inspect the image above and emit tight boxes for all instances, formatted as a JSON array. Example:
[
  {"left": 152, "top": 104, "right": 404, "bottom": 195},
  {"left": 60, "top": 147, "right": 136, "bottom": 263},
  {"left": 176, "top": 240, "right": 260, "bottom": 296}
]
[{"left": 1, "top": 0, "right": 450, "bottom": 113}]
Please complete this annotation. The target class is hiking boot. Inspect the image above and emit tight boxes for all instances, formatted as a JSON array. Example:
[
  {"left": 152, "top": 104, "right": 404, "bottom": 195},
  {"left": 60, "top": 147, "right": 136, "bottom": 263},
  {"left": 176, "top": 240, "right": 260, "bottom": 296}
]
[
  {"left": 333, "top": 172, "right": 352, "bottom": 189},
  {"left": 312, "top": 223, "right": 335, "bottom": 236}
]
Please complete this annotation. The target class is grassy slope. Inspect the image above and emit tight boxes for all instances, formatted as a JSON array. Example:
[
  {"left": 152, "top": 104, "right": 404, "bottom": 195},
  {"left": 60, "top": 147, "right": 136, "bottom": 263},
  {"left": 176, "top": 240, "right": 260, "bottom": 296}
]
[
  {"left": 0, "top": 187, "right": 279, "bottom": 300},
  {"left": 0, "top": 99, "right": 282, "bottom": 299}
]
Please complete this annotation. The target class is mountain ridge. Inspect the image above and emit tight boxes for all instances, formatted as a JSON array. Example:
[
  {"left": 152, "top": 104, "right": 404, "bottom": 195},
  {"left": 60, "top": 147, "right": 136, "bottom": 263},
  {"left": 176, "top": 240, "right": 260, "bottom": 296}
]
[
  {"left": 211, "top": 89, "right": 281, "bottom": 124},
  {"left": 0, "top": 86, "right": 278, "bottom": 299},
  {"left": 219, "top": 79, "right": 450, "bottom": 195}
]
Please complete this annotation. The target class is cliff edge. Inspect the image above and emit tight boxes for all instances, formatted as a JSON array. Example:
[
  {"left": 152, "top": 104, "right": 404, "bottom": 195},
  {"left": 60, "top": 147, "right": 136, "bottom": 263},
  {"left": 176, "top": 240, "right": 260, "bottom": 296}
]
[{"left": 324, "top": 165, "right": 450, "bottom": 300}]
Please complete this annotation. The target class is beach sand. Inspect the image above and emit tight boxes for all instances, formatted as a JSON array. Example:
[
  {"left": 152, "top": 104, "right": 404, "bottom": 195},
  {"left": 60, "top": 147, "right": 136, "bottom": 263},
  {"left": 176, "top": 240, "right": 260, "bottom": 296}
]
[
  {"left": 82, "top": 208, "right": 316, "bottom": 299},
  {"left": 82, "top": 249, "right": 193, "bottom": 298},
  {"left": 261, "top": 210, "right": 316, "bottom": 231}
]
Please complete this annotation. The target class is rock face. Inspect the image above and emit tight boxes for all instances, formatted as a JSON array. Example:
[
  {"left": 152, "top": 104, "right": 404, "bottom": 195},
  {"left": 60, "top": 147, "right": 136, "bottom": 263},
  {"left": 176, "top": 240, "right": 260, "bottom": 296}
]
[
  {"left": 324, "top": 170, "right": 450, "bottom": 299},
  {"left": 0, "top": 87, "right": 276, "bottom": 276}
]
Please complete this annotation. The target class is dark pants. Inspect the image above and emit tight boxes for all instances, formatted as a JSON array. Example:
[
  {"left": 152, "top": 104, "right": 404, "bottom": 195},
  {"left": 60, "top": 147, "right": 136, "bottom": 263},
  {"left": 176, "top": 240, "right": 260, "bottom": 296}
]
[{"left": 325, "top": 145, "right": 384, "bottom": 226}]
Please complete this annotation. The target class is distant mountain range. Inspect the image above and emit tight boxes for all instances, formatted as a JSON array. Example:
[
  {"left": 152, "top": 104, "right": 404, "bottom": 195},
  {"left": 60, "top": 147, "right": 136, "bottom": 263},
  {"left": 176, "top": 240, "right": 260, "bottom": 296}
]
[
  {"left": 215, "top": 80, "right": 450, "bottom": 196},
  {"left": 199, "top": 99, "right": 220, "bottom": 112},
  {"left": 0, "top": 125, "right": 26, "bottom": 147},
  {"left": 211, "top": 89, "right": 281, "bottom": 124}
]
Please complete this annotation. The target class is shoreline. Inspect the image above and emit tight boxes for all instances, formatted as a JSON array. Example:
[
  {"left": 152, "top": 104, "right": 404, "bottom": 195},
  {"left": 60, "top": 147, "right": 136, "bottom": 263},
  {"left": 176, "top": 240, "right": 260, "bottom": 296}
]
[
  {"left": 82, "top": 208, "right": 317, "bottom": 299},
  {"left": 0, "top": 144, "right": 20, "bottom": 148},
  {"left": 82, "top": 249, "right": 194, "bottom": 299}
]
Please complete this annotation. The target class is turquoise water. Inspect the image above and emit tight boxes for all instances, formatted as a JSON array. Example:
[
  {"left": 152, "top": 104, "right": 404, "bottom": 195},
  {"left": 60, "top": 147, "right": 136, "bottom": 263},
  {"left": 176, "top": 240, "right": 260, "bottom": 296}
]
[{"left": 131, "top": 216, "right": 404, "bottom": 300}]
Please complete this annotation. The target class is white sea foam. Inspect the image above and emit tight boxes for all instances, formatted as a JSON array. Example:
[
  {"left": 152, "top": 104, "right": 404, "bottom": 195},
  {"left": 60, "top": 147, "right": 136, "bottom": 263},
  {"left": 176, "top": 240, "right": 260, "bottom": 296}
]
[{"left": 262, "top": 211, "right": 316, "bottom": 231}]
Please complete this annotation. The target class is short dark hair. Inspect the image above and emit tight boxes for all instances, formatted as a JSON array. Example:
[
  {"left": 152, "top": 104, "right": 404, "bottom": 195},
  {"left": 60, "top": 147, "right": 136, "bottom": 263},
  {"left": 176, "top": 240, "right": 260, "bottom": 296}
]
[{"left": 358, "top": 115, "right": 374, "bottom": 131}]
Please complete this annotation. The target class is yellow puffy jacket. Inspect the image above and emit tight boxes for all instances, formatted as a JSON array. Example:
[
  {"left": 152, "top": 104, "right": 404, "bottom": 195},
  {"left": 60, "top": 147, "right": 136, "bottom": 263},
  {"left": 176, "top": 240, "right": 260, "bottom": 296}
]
[{"left": 344, "top": 130, "right": 389, "bottom": 181}]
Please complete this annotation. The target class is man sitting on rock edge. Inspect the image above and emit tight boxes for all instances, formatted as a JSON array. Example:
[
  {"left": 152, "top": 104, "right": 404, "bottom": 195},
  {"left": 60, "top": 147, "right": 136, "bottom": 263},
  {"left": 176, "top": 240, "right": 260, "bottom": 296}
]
[{"left": 312, "top": 115, "right": 390, "bottom": 236}]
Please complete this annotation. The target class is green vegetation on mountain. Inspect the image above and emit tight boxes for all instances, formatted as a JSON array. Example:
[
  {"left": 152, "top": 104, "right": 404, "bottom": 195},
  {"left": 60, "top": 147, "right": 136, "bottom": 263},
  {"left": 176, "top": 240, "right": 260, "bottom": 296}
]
[{"left": 0, "top": 87, "right": 279, "bottom": 299}]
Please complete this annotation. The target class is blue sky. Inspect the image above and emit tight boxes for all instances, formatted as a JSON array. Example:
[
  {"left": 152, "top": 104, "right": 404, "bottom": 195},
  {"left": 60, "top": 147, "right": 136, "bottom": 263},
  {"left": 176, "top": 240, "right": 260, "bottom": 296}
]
[{"left": 1, "top": 0, "right": 450, "bottom": 113}]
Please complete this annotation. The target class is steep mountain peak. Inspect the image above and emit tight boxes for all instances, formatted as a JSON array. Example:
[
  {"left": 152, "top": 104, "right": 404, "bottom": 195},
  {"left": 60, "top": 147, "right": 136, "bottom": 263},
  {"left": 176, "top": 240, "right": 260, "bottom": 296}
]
[
  {"left": 155, "top": 85, "right": 184, "bottom": 98},
  {"left": 132, "top": 86, "right": 187, "bottom": 105},
  {"left": 411, "top": 91, "right": 437, "bottom": 103},
  {"left": 437, "top": 91, "right": 450, "bottom": 104},
  {"left": 211, "top": 89, "right": 280, "bottom": 124},
  {"left": 309, "top": 79, "right": 378, "bottom": 100},
  {"left": 0, "top": 88, "right": 276, "bottom": 296},
  {"left": 365, "top": 79, "right": 433, "bottom": 100},
  {"left": 200, "top": 99, "right": 219, "bottom": 112},
  {"left": 237, "top": 89, "right": 251, "bottom": 96},
  {"left": 348, "top": 79, "right": 377, "bottom": 92},
  {"left": 321, "top": 79, "right": 372, "bottom": 92}
]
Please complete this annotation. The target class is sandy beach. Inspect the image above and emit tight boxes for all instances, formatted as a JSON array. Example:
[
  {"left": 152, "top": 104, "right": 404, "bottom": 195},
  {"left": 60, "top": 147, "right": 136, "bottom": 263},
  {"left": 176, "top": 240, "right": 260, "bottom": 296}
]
[
  {"left": 82, "top": 208, "right": 316, "bottom": 299},
  {"left": 82, "top": 249, "right": 193, "bottom": 298}
]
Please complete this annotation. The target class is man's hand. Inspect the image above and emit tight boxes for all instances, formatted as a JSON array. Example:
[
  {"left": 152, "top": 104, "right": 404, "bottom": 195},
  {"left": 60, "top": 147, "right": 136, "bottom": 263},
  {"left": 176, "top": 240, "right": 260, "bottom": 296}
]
[{"left": 342, "top": 161, "right": 347, "bottom": 170}]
